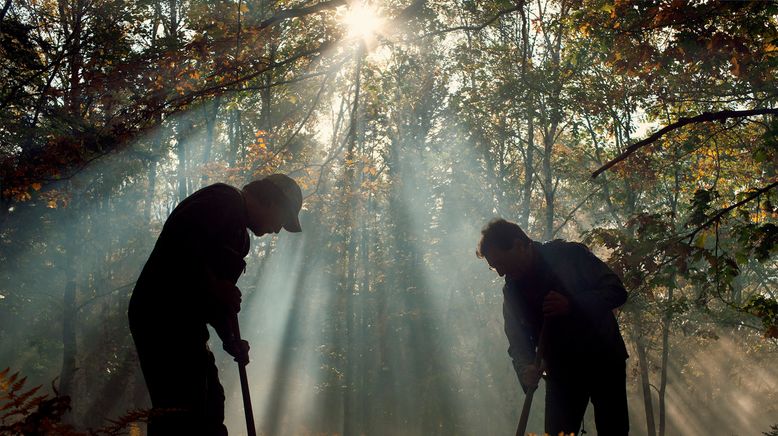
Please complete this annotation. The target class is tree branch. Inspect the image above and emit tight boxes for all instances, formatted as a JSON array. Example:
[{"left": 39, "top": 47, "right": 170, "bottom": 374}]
[
  {"left": 552, "top": 187, "right": 601, "bottom": 237},
  {"left": 418, "top": 3, "right": 522, "bottom": 39},
  {"left": 684, "top": 180, "right": 778, "bottom": 243},
  {"left": 592, "top": 108, "right": 778, "bottom": 178},
  {"left": 251, "top": 70, "right": 333, "bottom": 174},
  {"left": 163, "top": 40, "right": 335, "bottom": 111},
  {"left": 256, "top": 0, "right": 347, "bottom": 30},
  {"left": 0, "top": 0, "right": 13, "bottom": 26}
]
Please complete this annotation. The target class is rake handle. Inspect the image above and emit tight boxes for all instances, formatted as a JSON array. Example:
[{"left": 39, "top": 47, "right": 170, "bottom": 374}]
[
  {"left": 515, "top": 321, "right": 548, "bottom": 436},
  {"left": 232, "top": 317, "right": 256, "bottom": 436}
]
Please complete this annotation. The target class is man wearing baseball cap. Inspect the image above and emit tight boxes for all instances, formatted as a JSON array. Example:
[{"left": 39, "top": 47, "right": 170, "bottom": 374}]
[{"left": 129, "top": 173, "right": 303, "bottom": 435}]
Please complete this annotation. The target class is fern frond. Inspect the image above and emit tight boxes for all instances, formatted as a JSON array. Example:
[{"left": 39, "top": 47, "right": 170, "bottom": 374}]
[
  {"left": 0, "top": 370, "right": 19, "bottom": 394},
  {"left": 15, "top": 384, "right": 41, "bottom": 409},
  {"left": 10, "top": 376, "right": 27, "bottom": 394},
  {"left": 0, "top": 397, "right": 14, "bottom": 413},
  {"left": 1, "top": 407, "right": 24, "bottom": 420},
  {"left": 92, "top": 408, "right": 154, "bottom": 436}
]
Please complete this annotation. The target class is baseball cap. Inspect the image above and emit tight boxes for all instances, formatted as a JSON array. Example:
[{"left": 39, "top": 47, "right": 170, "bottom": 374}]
[{"left": 263, "top": 173, "right": 303, "bottom": 232}]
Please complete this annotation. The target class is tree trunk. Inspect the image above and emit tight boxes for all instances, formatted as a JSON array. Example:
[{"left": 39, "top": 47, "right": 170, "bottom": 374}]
[
  {"left": 632, "top": 312, "right": 657, "bottom": 436},
  {"left": 60, "top": 273, "right": 77, "bottom": 398},
  {"left": 341, "top": 44, "right": 363, "bottom": 436},
  {"left": 520, "top": 112, "right": 534, "bottom": 230},
  {"left": 57, "top": 0, "right": 83, "bottom": 418},
  {"left": 0, "top": 0, "right": 13, "bottom": 24},
  {"left": 145, "top": 113, "right": 163, "bottom": 224},
  {"left": 658, "top": 145, "right": 682, "bottom": 436},
  {"left": 658, "top": 286, "right": 672, "bottom": 436},
  {"left": 176, "top": 121, "right": 189, "bottom": 202},
  {"left": 201, "top": 96, "right": 221, "bottom": 184},
  {"left": 519, "top": 3, "right": 534, "bottom": 231},
  {"left": 144, "top": 0, "right": 164, "bottom": 224},
  {"left": 542, "top": 129, "right": 555, "bottom": 240},
  {"left": 540, "top": 0, "right": 566, "bottom": 240},
  {"left": 228, "top": 108, "right": 238, "bottom": 166},
  {"left": 60, "top": 202, "right": 80, "bottom": 417}
]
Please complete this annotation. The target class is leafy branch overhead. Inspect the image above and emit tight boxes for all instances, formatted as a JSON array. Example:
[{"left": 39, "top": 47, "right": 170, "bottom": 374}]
[{"left": 591, "top": 108, "right": 778, "bottom": 179}]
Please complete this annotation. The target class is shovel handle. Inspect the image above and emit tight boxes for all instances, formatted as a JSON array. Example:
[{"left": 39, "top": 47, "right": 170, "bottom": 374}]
[
  {"left": 515, "top": 322, "right": 548, "bottom": 436},
  {"left": 232, "top": 317, "right": 257, "bottom": 436},
  {"left": 516, "top": 384, "right": 537, "bottom": 436}
]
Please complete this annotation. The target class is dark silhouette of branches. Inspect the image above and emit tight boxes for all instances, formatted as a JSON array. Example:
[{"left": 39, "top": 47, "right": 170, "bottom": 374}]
[
  {"left": 684, "top": 180, "right": 778, "bottom": 242},
  {"left": 256, "top": 0, "right": 347, "bottom": 30},
  {"left": 592, "top": 108, "right": 778, "bottom": 178},
  {"left": 418, "top": 2, "right": 523, "bottom": 39}
]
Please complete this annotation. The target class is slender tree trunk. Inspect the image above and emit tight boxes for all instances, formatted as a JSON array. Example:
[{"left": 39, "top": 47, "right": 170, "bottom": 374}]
[
  {"left": 658, "top": 286, "right": 672, "bottom": 436},
  {"left": 358, "top": 190, "right": 371, "bottom": 432},
  {"left": 57, "top": 0, "right": 84, "bottom": 419},
  {"left": 143, "top": 0, "right": 163, "bottom": 224},
  {"left": 519, "top": 3, "right": 534, "bottom": 230},
  {"left": 145, "top": 113, "right": 163, "bottom": 224},
  {"left": 632, "top": 312, "right": 657, "bottom": 436},
  {"left": 60, "top": 201, "right": 80, "bottom": 416},
  {"left": 67, "top": 13, "right": 82, "bottom": 118},
  {"left": 236, "top": 110, "right": 243, "bottom": 164},
  {"left": 228, "top": 108, "right": 238, "bottom": 166},
  {"left": 201, "top": 96, "right": 221, "bottom": 184},
  {"left": 520, "top": 112, "right": 534, "bottom": 230},
  {"left": 167, "top": 0, "right": 177, "bottom": 41},
  {"left": 0, "top": 0, "right": 13, "bottom": 24},
  {"left": 542, "top": 130, "right": 555, "bottom": 240},
  {"left": 260, "top": 41, "right": 275, "bottom": 148},
  {"left": 60, "top": 270, "right": 77, "bottom": 397},
  {"left": 344, "top": 43, "right": 364, "bottom": 436},
  {"left": 176, "top": 121, "right": 189, "bottom": 202},
  {"left": 585, "top": 115, "right": 622, "bottom": 225},
  {"left": 540, "top": 0, "right": 566, "bottom": 240},
  {"left": 658, "top": 145, "right": 682, "bottom": 436}
]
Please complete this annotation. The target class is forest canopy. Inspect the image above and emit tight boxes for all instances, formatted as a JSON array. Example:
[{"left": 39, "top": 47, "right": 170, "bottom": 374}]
[{"left": 1, "top": 0, "right": 776, "bottom": 435}]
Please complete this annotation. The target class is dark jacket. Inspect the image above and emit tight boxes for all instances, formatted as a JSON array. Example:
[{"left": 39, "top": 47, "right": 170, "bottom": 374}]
[
  {"left": 129, "top": 183, "right": 250, "bottom": 342},
  {"left": 502, "top": 240, "right": 628, "bottom": 385}
]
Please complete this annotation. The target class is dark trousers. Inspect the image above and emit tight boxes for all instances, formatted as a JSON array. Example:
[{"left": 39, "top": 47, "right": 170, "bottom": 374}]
[
  {"left": 130, "top": 317, "right": 227, "bottom": 436},
  {"left": 545, "top": 359, "right": 629, "bottom": 436}
]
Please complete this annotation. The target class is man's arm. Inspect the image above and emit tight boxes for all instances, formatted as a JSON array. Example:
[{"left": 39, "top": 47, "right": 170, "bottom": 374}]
[
  {"left": 503, "top": 296, "right": 538, "bottom": 393},
  {"left": 210, "top": 312, "right": 250, "bottom": 364}
]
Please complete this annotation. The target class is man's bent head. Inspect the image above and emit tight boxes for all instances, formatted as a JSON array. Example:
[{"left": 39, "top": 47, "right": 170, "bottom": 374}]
[
  {"left": 243, "top": 174, "right": 303, "bottom": 236},
  {"left": 477, "top": 218, "right": 534, "bottom": 279}
]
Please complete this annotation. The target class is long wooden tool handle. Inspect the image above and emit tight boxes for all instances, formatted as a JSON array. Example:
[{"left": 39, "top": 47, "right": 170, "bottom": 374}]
[
  {"left": 515, "top": 385, "right": 537, "bottom": 436},
  {"left": 515, "top": 323, "right": 548, "bottom": 436},
  {"left": 233, "top": 318, "right": 257, "bottom": 436}
]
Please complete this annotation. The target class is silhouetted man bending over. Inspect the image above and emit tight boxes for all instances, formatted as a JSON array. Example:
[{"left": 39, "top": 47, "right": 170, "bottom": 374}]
[
  {"left": 129, "top": 174, "right": 303, "bottom": 435},
  {"left": 477, "top": 219, "right": 629, "bottom": 435}
]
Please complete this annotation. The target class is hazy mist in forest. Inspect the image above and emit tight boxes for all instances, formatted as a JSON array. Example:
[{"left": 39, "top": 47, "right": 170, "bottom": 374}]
[{"left": 1, "top": 94, "right": 776, "bottom": 436}]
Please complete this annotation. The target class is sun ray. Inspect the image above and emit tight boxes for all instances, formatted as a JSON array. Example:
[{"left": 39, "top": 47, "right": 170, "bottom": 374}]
[{"left": 342, "top": 3, "right": 384, "bottom": 41}]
